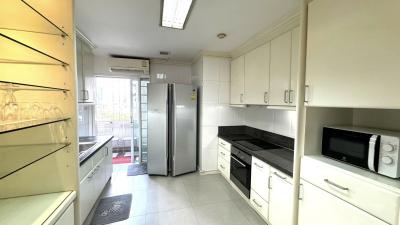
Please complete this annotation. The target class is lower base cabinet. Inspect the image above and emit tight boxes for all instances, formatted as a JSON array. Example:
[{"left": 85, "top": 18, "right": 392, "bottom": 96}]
[
  {"left": 55, "top": 203, "right": 74, "bottom": 225},
  {"left": 250, "top": 190, "right": 269, "bottom": 221},
  {"left": 299, "top": 180, "right": 390, "bottom": 225},
  {"left": 269, "top": 169, "right": 293, "bottom": 225}
]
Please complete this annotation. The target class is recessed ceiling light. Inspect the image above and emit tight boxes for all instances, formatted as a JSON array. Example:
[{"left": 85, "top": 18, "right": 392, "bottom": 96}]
[
  {"left": 161, "top": 0, "right": 194, "bottom": 30},
  {"left": 217, "top": 33, "right": 227, "bottom": 39}
]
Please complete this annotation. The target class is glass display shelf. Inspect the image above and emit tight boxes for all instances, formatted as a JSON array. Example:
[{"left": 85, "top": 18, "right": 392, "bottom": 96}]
[
  {"left": 0, "top": 118, "right": 70, "bottom": 135},
  {"left": 0, "top": 81, "right": 70, "bottom": 93},
  {"left": 0, "top": 142, "right": 71, "bottom": 180},
  {"left": 0, "top": 0, "right": 69, "bottom": 37},
  {"left": 0, "top": 33, "right": 69, "bottom": 66}
]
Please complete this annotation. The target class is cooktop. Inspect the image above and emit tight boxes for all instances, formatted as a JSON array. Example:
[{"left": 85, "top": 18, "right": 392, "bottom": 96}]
[{"left": 235, "top": 139, "right": 280, "bottom": 151}]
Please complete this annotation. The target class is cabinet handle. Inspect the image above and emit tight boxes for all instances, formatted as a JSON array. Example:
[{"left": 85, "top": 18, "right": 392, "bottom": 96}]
[
  {"left": 105, "top": 147, "right": 109, "bottom": 156},
  {"left": 268, "top": 175, "right": 272, "bottom": 189},
  {"left": 252, "top": 199, "right": 262, "bottom": 208},
  {"left": 240, "top": 93, "right": 244, "bottom": 103},
  {"left": 220, "top": 152, "right": 226, "bottom": 156},
  {"left": 289, "top": 90, "right": 295, "bottom": 103},
  {"left": 264, "top": 92, "right": 268, "bottom": 103},
  {"left": 220, "top": 142, "right": 226, "bottom": 146},
  {"left": 284, "top": 90, "right": 289, "bottom": 103},
  {"left": 84, "top": 90, "right": 90, "bottom": 100},
  {"left": 254, "top": 162, "right": 263, "bottom": 169},
  {"left": 324, "top": 179, "right": 349, "bottom": 191},
  {"left": 219, "top": 164, "right": 225, "bottom": 169},
  {"left": 304, "top": 85, "right": 310, "bottom": 103},
  {"left": 274, "top": 172, "right": 287, "bottom": 180}
]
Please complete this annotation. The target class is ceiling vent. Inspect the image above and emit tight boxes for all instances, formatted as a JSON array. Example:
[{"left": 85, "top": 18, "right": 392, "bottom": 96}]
[
  {"left": 108, "top": 56, "right": 150, "bottom": 75},
  {"left": 160, "top": 51, "right": 170, "bottom": 56}
]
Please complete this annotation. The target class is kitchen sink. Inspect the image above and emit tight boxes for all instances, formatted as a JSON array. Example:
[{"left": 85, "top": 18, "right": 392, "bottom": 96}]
[{"left": 79, "top": 142, "right": 96, "bottom": 154}]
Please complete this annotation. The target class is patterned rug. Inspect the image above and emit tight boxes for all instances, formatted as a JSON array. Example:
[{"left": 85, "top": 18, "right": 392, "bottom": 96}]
[
  {"left": 90, "top": 194, "right": 132, "bottom": 225},
  {"left": 127, "top": 163, "right": 148, "bottom": 176}
]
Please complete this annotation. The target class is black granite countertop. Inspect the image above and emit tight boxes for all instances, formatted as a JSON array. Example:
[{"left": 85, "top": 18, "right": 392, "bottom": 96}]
[
  {"left": 79, "top": 135, "right": 113, "bottom": 165},
  {"left": 219, "top": 126, "right": 294, "bottom": 176}
]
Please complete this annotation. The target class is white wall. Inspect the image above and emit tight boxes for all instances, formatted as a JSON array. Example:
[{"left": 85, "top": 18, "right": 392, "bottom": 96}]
[
  {"left": 238, "top": 107, "right": 297, "bottom": 138},
  {"left": 193, "top": 56, "right": 243, "bottom": 172},
  {"left": 150, "top": 62, "right": 192, "bottom": 84}
]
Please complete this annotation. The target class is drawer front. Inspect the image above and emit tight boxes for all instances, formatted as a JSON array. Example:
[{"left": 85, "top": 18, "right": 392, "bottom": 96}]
[
  {"left": 250, "top": 190, "right": 269, "bottom": 221},
  {"left": 301, "top": 158, "right": 400, "bottom": 224},
  {"left": 218, "top": 157, "right": 230, "bottom": 179},
  {"left": 92, "top": 147, "right": 106, "bottom": 166},
  {"left": 218, "top": 146, "right": 231, "bottom": 162},
  {"left": 218, "top": 138, "right": 231, "bottom": 151},
  {"left": 251, "top": 157, "right": 270, "bottom": 201},
  {"left": 79, "top": 158, "right": 93, "bottom": 181}
]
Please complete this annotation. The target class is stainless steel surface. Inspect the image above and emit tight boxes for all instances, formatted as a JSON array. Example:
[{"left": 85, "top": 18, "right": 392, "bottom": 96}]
[
  {"left": 147, "top": 83, "right": 169, "bottom": 176},
  {"left": 78, "top": 136, "right": 113, "bottom": 163},
  {"left": 324, "top": 179, "right": 349, "bottom": 191},
  {"left": 171, "top": 84, "right": 197, "bottom": 176},
  {"left": 231, "top": 155, "right": 247, "bottom": 167}
]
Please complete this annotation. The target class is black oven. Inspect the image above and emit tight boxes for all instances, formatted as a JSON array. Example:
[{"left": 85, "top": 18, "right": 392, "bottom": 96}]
[{"left": 230, "top": 146, "right": 252, "bottom": 198}]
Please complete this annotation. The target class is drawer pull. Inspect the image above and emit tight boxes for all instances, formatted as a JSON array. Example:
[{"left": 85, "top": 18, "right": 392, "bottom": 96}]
[
  {"left": 268, "top": 175, "right": 272, "bottom": 189},
  {"left": 254, "top": 162, "right": 263, "bottom": 169},
  {"left": 252, "top": 199, "right": 262, "bottom": 208},
  {"left": 220, "top": 165, "right": 225, "bottom": 169},
  {"left": 274, "top": 172, "right": 287, "bottom": 180},
  {"left": 220, "top": 142, "right": 226, "bottom": 146},
  {"left": 324, "top": 179, "right": 349, "bottom": 191},
  {"left": 220, "top": 152, "right": 226, "bottom": 156}
]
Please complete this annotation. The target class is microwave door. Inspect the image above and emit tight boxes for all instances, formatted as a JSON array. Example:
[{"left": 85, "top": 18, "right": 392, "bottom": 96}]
[{"left": 368, "top": 135, "right": 380, "bottom": 172}]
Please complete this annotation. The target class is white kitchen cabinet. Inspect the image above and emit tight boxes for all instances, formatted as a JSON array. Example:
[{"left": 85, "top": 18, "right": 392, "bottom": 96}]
[
  {"left": 230, "top": 56, "right": 245, "bottom": 104},
  {"left": 269, "top": 31, "right": 291, "bottom": 106},
  {"left": 250, "top": 190, "right": 269, "bottom": 221},
  {"left": 244, "top": 43, "right": 270, "bottom": 105},
  {"left": 305, "top": 0, "right": 400, "bottom": 108},
  {"left": 269, "top": 28, "right": 300, "bottom": 106},
  {"left": 54, "top": 203, "right": 74, "bottom": 225},
  {"left": 299, "top": 180, "right": 390, "bottom": 225},
  {"left": 104, "top": 142, "right": 113, "bottom": 184},
  {"left": 251, "top": 157, "right": 270, "bottom": 201},
  {"left": 76, "top": 37, "right": 95, "bottom": 103},
  {"left": 79, "top": 171, "right": 96, "bottom": 224},
  {"left": 269, "top": 169, "right": 293, "bottom": 225},
  {"left": 289, "top": 27, "right": 300, "bottom": 106}
]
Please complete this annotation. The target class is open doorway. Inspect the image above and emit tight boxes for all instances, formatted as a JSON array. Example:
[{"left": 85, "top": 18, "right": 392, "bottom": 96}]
[{"left": 94, "top": 76, "right": 149, "bottom": 173}]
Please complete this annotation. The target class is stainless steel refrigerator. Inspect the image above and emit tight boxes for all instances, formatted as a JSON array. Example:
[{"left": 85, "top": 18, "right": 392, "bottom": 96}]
[{"left": 147, "top": 83, "right": 197, "bottom": 176}]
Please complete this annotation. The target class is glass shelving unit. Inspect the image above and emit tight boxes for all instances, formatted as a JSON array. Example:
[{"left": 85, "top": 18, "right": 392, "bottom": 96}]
[
  {"left": 0, "top": 0, "right": 69, "bottom": 37},
  {"left": 0, "top": 142, "right": 71, "bottom": 180}
]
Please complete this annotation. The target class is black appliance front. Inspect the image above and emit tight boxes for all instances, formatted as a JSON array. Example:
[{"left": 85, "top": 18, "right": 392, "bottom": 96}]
[
  {"left": 230, "top": 146, "right": 252, "bottom": 198},
  {"left": 322, "top": 127, "right": 380, "bottom": 171}
]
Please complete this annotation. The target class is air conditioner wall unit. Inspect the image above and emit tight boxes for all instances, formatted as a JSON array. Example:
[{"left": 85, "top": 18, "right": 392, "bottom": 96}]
[{"left": 108, "top": 57, "right": 150, "bottom": 75}]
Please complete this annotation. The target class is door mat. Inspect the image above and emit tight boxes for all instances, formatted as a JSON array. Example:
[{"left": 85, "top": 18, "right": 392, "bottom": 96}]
[
  {"left": 127, "top": 163, "right": 147, "bottom": 176},
  {"left": 91, "top": 194, "right": 132, "bottom": 225}
]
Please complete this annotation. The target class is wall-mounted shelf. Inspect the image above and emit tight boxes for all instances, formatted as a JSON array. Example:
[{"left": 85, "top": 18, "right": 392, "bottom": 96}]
[
  {"left": 0, "top": 0, "right": 69, "bottom": 37},
  {"left": 0, "top": 81, "right": 70, "bottom": 93},
  {"left": 0, "top": 33, "right": 69, "bottom": 66},
  {"left": 0, "top": 118, "right": 70, "bottom": 134},
  {"left": 0, "top": 142, "right": 71, "bottom": 180}
]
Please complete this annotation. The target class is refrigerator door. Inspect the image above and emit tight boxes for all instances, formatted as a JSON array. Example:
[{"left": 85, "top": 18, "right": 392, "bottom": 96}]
[
  {"left": 171, "top": 84, "right": 197, "bottom": 176},
  {"left": 147, "top": 83, "right": 169, "bottom": 175}
]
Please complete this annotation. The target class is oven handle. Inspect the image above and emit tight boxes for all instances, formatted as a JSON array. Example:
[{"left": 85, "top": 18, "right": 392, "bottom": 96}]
[
  {"left": 231, "top": 155, "right": 247, "bottom": 167},
  {"left": 368, "top": 135, "right": 378, "bottom": 172}
]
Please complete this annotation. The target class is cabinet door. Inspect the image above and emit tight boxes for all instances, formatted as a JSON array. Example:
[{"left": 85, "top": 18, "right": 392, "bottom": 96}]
[
  {"left": 306, "top": 0, "right": 400, "bottom": 108},
  {"left": 54, "top": 203, "right": 74, "bottom": 225},
  {"left": 93, "top": 159, "right": 106, "bottom": 197},
  {"left": 269, "top": 170, "right": 293, "bottom": 225},
  {"left": 244, "top": 43, "right": 270, "bottom": 105},
  {"left": 76, "top": 38, "right": 84, "bottom": 102},
  {"left": 299, "top": 180, "right": 390, "bottom": 225},
  {"left": 82, "top": 42, "right": 95, "bottom": 102},
  {"left": 104, "top": 142, "right": 113, "bottom": 183},
  {"left": 269, "top": 31, "right": 292, "bottom": 106},
  {"left": 251, "top": 157, "right": 270, "bottom": 201},
  {"left": 289, "top": 27, "right": 300, "bottom": 106},
  {"left": 80, "top": 173, "right": 96, "bottom": 224},
  {"left": 230, "top": 56, "right": 245, "bottom": 104}
]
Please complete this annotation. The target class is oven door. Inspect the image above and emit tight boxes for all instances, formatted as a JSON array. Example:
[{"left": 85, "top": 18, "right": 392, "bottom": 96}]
[
  {"left": 230, "top": 154, "right": 251, "bottom": 198},
  {"left": 322, "top": 127, "right": 380, "bottom": 171}
]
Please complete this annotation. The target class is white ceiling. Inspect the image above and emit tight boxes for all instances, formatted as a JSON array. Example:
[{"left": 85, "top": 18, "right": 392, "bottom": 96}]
[{"left": 75, "top": 0, "right": 299, "bottom": 61}]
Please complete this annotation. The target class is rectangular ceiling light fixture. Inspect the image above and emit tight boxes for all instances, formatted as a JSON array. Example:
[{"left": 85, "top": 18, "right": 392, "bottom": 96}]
[{"left": 161, "top": 0, "right": 194, "bottom": 29}]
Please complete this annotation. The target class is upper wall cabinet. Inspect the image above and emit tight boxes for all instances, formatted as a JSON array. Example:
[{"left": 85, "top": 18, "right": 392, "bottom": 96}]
[
  {"left": 269, "top": 28, "right": 299, "bottom": 106},
  {"left": 244, "top": 43, "right": 270, "bottom": 105},
  {"left": 305, "top": 0, "right": 400, "bottom": 109},
  {"left": 76, "top": 37, "right": 95, "bottom": 103},
  {"left": 230, "top": 56, "right": 245, "bottom": 104}
]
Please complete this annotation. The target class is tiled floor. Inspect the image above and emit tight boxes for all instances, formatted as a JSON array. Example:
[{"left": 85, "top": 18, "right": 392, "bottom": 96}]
[{"left": 87, "top": 165, "right": 267, "bottom": 225}]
